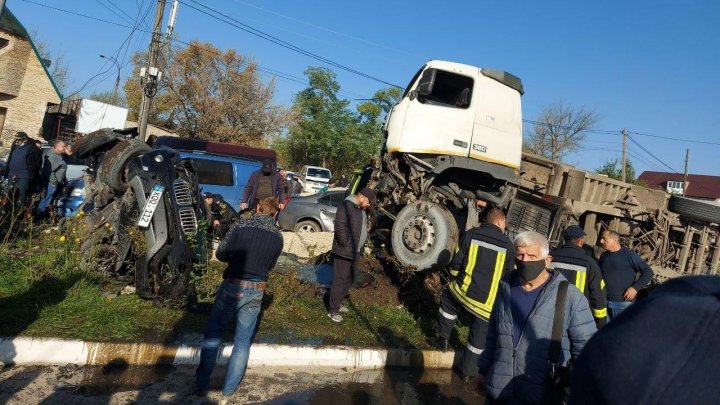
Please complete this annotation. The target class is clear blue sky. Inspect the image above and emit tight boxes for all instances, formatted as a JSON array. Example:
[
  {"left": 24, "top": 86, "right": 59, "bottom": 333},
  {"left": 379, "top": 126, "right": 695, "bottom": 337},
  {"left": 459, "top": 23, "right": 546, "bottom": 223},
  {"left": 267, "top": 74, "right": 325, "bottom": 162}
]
[{"left": 8, "top": 0, "right": 720, "bottom": 176}]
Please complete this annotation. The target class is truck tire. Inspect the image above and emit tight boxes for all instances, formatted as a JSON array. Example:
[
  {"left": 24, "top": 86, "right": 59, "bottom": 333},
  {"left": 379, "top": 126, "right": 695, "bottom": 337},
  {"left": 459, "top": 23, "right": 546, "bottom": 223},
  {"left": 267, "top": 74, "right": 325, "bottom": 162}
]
[
  {"left": 99, "top": 140, "right": 151, "bottom": 193},
  {"left": 73, "top": 128, "right": 120, "bottom": 159},
  {"left": 391, "top": 201, "right": 459, "bottom": 272},
  {"left": 668, "top": 195, "right": 720, "bottom": 224}
]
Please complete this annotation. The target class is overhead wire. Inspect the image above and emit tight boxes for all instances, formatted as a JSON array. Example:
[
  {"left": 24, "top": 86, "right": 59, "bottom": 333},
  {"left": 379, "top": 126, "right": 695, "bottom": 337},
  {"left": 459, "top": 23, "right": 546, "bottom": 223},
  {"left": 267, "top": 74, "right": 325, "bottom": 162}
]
[
  {"left": 179, "top": 0, "right": 403, "bottom": 89},
  {"left": 627, "top": 134, "right": 681, "bottom": 174}
]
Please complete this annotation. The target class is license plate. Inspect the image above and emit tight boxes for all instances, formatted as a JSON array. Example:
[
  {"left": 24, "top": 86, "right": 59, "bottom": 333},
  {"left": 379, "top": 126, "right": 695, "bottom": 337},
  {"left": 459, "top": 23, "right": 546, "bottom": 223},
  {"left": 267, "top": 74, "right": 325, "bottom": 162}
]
[{"left": 137, "top": 184, "right": 165, "bottom": 228}]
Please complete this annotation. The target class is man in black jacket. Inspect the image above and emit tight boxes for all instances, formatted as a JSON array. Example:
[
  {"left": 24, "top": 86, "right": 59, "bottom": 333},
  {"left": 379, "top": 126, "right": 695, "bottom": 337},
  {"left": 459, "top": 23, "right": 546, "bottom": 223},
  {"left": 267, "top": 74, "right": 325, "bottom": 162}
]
[
  {"left": 551, "top": 225, "right": 608, "bottom": 328},
  {"left": 240, "top": 159, "right": 285, "bottom": 211},
  {"left": 4, "top": 131, "right": 41, "bottom": 208},
  {"left": 195, "top": 196, "right": 284, "bottom": 402},
  {"left": 429, "top": 208, "right": 514, "bottom": 381},
  {"left": 327, "top": 187, "right": 375, "bottom": 322}
]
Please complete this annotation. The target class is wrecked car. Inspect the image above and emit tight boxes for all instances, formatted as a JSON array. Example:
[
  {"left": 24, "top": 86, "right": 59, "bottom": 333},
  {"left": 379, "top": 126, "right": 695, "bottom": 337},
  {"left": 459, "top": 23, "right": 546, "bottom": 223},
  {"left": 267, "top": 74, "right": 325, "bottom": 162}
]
[{"left": 72, "top": 128, "right": 206, "bottom": 300}]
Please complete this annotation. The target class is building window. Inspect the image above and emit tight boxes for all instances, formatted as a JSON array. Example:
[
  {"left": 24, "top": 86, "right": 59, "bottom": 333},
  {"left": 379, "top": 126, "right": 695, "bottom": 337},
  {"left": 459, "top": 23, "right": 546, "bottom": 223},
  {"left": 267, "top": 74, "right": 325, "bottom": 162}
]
[
  {"left": 667, "top": 180, "right": 684, "bottom": 194},
  {"left": 0, "top": 37, "right": 9, "bottom": 49}
]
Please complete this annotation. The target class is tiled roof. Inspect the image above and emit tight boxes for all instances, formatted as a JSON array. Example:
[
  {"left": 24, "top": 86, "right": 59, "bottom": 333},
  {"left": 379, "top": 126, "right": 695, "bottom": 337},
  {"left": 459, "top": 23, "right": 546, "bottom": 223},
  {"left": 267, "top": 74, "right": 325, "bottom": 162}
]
[{"left": 638, "top": 171, "right": 720, "bottom": 199}]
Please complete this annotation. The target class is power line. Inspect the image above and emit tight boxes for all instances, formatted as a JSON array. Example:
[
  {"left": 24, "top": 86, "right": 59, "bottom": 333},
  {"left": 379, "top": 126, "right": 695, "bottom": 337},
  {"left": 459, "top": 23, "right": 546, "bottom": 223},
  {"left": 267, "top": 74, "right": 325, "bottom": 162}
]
[
  {"left": 628, "top": 130, "right": 720, "bottom": 146},
  {"left": 522, "top": 119, "right": 621, "bottom": 135},
  {"left": 179, "top": 0, "right": 402, "bottom": 89},
  {"left": 627, "top": 134, "right": 681, "bottom": 174}
]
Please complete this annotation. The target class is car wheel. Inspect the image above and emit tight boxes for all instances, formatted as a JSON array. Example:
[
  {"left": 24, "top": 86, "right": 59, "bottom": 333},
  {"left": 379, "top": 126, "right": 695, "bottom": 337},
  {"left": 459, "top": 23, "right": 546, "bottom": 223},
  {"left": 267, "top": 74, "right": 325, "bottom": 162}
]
[
  {"left": 99, "top": 140, "right": 151, "bottom": 193},
  {"left": 390, "top": 201, "right": 459, "bottom": 272},
  {"left": 295, "top": 220, "right": 321, "bottom": 233},
  {"left": 668, "top": 195, "right": 720, "bottom": 224},
  {"left": 73, "top": 128, "right": 121, "bottom": 159}
]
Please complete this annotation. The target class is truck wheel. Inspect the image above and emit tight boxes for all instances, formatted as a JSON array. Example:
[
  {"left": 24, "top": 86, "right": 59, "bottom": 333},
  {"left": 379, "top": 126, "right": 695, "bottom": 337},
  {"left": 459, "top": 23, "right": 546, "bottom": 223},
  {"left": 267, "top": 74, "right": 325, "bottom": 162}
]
[
  {"left": 99, "top": 140, "right": 151, "bottom": 193},
  {"left": 668, "top": 195, "right": 720, "bottom": 224},
  {"left": 295, "top": 220, "right": 321, "bottom": 233},
  {"left": 73, "top": 128, "right": 120, "bottom": 159},
  {"left": 391, "top": 201, "right": 459, "bottom": 272}
]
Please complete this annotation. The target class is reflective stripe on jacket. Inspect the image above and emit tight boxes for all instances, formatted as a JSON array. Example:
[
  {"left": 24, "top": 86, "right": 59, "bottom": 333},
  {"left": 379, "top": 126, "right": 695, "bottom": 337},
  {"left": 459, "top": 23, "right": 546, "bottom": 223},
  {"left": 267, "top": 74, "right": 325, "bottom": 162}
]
[
  {"left": 551, "top": 243, "right": 608, "bottom": 326},
  {"left": 448, "top": 223, "right": 514, "bottom": 320}
]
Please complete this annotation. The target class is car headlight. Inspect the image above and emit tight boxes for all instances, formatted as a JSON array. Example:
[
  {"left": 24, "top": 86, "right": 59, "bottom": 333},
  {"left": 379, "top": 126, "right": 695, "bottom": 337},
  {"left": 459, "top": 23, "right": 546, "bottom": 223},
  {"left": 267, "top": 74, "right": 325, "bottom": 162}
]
[{"left": 70, "top": 188, "right": 84, "bottom": 197}]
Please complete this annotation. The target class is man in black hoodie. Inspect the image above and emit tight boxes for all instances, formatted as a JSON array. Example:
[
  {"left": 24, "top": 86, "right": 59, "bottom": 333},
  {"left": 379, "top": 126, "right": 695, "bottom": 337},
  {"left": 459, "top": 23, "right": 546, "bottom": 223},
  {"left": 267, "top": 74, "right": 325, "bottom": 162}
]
[{"left": 327, "top": 187, "right": 375, "bottom": 322}]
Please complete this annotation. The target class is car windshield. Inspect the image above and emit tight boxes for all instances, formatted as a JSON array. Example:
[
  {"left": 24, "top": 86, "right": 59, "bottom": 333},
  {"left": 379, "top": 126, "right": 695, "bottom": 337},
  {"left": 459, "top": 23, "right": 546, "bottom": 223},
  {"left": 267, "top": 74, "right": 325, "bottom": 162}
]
[{"left": 307, "top": 168, "right": 330, "bottom": 179}]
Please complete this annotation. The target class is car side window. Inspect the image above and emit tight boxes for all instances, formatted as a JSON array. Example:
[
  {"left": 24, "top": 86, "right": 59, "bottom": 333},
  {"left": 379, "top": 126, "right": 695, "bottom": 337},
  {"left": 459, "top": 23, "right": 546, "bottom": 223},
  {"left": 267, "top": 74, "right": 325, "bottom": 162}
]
[
  {"left": 189, "top": 158, "right": 233, "bottom": 186},
  {"left": 318, "top": 192, "right": 344, "bottom": 207}
]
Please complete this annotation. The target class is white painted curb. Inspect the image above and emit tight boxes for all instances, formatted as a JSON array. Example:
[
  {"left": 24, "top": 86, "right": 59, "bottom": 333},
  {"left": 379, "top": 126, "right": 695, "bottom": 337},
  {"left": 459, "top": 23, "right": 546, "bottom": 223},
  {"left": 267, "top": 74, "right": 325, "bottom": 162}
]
[{"left": 0, "top": 337, "right": 457, "bottom": 369}]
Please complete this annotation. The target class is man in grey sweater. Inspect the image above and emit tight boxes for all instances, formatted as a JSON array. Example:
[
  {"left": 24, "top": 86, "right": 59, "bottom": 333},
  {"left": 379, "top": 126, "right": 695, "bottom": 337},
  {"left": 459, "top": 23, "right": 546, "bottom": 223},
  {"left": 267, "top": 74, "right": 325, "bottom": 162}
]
[{"left": 36, "top": 139, "right": 67, "bottom": 218}]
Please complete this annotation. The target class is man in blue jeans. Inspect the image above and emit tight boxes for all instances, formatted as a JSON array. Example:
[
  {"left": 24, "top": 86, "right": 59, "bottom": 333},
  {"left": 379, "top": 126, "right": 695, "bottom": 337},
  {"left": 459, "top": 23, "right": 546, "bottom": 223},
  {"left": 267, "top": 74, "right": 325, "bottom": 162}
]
[
  {"left": 598, "top": 229, "right": 653, "bottom": 321},
  {"left": 195, "top": 197, "right": 284, "bottom": 404}
]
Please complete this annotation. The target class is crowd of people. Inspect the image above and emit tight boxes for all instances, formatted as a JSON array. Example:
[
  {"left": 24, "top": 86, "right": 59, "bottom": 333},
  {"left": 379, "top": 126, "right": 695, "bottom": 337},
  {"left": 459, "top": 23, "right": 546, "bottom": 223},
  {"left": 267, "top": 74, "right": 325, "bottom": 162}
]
[
  {"left": 2, "top": 131, "right": 74, "bottom": 220},
  {"left": 197, "top": 179, "right": 720, "bottom": 404}
]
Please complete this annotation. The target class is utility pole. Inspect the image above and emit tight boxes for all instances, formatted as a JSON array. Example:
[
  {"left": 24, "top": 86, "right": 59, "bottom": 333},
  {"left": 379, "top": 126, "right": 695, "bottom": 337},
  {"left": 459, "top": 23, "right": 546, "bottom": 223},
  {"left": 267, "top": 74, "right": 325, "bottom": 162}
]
[
  {"left": 683, "top": 148, "right": 689, "bottom": 196},
  {"left": 621, "top": 128, "right": 628, "bottom": 183},
  {"left": 138, "top": 0, "right": 167, "bottom": 142}
]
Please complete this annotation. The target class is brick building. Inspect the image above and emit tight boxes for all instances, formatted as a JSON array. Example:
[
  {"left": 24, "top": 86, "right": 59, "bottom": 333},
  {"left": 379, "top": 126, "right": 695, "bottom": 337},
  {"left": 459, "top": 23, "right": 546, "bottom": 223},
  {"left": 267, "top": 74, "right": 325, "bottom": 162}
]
[{"left": 0, "top": 6, "right": 62, "bottom": 146}]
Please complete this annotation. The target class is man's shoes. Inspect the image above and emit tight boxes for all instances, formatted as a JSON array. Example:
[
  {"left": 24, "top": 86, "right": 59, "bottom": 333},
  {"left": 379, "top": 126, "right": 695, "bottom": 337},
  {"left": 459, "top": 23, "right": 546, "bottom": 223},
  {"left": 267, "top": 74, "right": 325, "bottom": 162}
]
[
  {"left": 327, "top": 312, "right": 343, "bottom": 322},
  {"left": 427, "top": 336, "right": 448, "bottom": 351},
  {"left": 338, "top": 305, "right": 350, "bottom": 313}
]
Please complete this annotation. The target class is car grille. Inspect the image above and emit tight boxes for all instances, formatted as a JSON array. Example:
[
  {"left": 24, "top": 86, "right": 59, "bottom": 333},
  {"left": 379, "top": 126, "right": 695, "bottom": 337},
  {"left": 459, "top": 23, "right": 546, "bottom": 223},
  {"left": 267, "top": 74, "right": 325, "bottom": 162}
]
[
  {"left": 178, "top": 207, "right": 197, "bottom": 233},
  {"left": 173, "top": 179, "right": 192, "bottom": 205}
]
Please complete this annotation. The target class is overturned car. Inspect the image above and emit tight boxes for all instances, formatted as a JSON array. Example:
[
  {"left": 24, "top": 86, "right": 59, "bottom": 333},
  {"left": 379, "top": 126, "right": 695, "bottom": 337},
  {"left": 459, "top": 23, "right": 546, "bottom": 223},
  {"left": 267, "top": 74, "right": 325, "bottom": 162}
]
[{"left": 73, "top": 128, "right": 206, "bottom": 300}]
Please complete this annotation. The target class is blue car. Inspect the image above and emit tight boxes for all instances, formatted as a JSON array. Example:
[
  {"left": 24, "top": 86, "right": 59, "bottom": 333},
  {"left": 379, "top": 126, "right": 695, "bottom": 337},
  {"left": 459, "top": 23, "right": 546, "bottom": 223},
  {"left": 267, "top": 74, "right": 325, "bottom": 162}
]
[{"left": 57, "top": 150, "right": 263, "bottom": 217}]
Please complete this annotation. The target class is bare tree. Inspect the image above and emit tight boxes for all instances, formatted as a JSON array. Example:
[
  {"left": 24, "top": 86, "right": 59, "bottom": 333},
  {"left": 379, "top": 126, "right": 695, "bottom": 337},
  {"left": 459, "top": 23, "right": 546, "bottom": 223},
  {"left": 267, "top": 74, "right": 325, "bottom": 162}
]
[{"left": 523, "top": 101, "right": 598, "bottom": 162}]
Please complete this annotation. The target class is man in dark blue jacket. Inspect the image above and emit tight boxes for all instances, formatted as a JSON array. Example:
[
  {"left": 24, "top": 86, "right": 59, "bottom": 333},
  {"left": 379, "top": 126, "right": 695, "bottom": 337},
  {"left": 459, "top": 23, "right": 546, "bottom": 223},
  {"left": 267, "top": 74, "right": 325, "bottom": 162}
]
[
  {"left": 598, "top": 229, "right": 654, "bottom": 321},
  {"left": 429, "top": 208, "right": 514, "bottom": 381},
  {"left": 4, "top": 131, "right": 41, "bottom": 207},
  {"left": 195, "top": 197, "right": 284, "bottom": 403},
  {"left": 327, "top": 187, "right": 375, "bottom": 322}
]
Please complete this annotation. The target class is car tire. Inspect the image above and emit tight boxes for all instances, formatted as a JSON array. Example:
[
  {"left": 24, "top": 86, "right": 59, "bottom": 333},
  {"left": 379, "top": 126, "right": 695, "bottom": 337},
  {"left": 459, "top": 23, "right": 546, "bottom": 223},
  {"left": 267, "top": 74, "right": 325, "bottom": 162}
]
[
  {"left": 73, "top": 128, "right": 121, "bottom": 159},
  {"left": 99, "top": 140, "right": 151, "bottom": 193},
  {"left": 668, "top": 195, "right": 720, "bottom": 224},
  {"left": 390, "top": 201, "right": 459, "bottom": 272},
  {"left": 295, "top": 220, "right": 321, "bottom": 233}
]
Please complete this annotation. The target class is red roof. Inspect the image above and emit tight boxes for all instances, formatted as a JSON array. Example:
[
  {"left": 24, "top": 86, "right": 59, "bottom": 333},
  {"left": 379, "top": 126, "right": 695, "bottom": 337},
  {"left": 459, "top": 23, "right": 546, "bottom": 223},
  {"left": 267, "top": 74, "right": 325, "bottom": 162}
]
[{"left": 638, "top": 171, "right": 720, "bottom": 199}]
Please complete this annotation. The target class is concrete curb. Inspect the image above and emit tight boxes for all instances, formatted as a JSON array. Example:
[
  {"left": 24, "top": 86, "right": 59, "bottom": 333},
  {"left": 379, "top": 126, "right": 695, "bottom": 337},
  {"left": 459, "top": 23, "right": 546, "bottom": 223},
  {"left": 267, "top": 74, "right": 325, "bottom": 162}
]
[{"left": 0, "top": 337, "right": 457, "bottom": 369}]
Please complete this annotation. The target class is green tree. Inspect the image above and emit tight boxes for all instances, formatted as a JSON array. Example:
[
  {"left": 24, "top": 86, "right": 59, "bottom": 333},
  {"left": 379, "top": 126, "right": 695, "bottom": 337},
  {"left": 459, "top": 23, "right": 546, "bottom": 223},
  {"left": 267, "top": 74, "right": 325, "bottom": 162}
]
[
  {"left": 276, "top": 67, "right": 393, "bottom": 178},
  {"left": 596, "top": 158, "right": 639, "bottom": 184},
  {"left": 523, "top": 100, "right": 599, "bottom": 161}
]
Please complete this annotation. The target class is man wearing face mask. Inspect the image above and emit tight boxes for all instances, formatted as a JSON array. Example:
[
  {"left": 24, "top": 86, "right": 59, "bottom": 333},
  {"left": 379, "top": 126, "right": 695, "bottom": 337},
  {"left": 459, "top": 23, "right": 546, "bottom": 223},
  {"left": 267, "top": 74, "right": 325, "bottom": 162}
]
[
  {"left": 477, "top": 231, "right": 596, "bottom": 405},
  {"left": 429, "top": 208, "right": 514, "bottom": 382}
]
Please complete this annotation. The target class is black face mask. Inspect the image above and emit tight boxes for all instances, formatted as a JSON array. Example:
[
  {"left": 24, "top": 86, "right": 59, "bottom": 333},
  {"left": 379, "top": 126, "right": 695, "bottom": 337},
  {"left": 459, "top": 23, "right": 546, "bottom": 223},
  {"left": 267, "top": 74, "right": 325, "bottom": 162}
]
[{"left": 515, "top": 259, "right": 546, "bottom": 282}]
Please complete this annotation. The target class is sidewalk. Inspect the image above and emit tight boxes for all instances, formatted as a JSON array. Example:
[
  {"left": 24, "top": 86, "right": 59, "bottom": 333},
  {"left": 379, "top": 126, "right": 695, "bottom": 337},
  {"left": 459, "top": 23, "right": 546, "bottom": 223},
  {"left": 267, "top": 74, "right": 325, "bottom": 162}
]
[{"left": 0, "top": 337, "right": 458, "bottom": 369}]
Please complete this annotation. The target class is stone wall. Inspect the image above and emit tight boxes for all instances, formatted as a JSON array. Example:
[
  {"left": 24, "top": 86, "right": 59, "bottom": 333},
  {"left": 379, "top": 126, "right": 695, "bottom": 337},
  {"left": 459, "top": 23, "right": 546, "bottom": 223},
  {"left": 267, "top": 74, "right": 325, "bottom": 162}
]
[{"left": 0, "top": 29, "right": 61, "bottom": 145}]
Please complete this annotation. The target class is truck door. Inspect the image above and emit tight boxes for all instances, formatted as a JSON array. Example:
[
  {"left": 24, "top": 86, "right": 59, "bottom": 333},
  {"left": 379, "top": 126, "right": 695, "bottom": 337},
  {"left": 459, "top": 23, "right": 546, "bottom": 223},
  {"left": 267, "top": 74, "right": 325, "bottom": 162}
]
[
  {"left": 386, "top": 68, "right": 476, "bottom": 158},
  {"left": 469, "top": 76, "right": 523, "bottom": 170}
]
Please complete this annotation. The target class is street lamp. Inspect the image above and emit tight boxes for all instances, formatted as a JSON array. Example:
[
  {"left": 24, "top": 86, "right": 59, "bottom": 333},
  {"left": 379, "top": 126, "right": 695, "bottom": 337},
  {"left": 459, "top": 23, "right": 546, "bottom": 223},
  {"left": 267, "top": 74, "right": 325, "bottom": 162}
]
[{"left": 100, "top": 54, "right": 120, "bottom": 105}]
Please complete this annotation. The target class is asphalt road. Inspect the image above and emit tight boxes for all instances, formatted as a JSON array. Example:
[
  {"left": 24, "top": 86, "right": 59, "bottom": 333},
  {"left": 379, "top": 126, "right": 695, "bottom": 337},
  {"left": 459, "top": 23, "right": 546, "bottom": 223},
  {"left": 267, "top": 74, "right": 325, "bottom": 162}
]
[{"left": 0, "top": 364, "right": 484, "bottom": 404}]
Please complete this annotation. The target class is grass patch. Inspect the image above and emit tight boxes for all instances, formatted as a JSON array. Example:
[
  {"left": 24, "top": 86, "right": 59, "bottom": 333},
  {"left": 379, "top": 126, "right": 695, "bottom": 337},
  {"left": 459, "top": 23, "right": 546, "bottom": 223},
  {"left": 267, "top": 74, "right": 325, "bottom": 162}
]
[{"left": 0, "top": 224, "right": 470, "bottom": 349}]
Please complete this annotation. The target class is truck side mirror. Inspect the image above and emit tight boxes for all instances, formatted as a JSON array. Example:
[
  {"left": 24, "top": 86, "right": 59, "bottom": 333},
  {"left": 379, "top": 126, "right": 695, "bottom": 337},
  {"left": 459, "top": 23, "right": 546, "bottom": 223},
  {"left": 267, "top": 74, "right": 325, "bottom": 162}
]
[{"left": 416, "top": 68, "right": 437, "bottom": 96}]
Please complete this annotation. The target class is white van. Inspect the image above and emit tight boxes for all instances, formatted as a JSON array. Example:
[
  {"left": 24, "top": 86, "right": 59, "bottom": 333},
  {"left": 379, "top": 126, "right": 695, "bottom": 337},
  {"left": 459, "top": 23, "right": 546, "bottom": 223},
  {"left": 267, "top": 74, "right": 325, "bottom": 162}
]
[{"left": 299, "top": 165, "right": 332, "bottom": 194}]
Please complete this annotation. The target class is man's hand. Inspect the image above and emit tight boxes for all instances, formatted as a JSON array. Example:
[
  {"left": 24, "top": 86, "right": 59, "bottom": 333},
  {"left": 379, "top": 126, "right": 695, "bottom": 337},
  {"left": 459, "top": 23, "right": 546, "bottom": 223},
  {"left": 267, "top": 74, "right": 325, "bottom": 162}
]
[
  {"left": 212, "top": 219, "right": 220, "bottom": 227},
  {"left": 279, "top": 203, "right": 285, "bottom": 210},
  {"left": 240, "top": 202, "right": 247, "bottom": 211},
  {"left": 623, "top": 286, "right": 638, "bottom": 301}
]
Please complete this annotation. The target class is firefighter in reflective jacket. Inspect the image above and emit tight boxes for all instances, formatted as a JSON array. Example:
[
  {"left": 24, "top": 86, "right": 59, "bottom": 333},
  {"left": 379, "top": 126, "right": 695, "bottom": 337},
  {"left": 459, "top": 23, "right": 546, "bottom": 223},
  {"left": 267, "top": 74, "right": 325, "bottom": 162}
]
[
  {"left": 550, "top": 225, "right": 608, "bottom": 328},
  {"left": 429, "top": 208, "right": 514, "bottom": 381}
]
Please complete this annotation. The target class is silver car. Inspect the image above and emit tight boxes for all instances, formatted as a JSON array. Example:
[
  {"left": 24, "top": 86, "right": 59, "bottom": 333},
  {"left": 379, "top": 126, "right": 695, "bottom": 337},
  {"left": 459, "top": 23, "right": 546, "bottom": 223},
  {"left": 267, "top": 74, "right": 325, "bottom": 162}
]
[{"left": 277, "top": 190, "right": 347, "bottom": 232}]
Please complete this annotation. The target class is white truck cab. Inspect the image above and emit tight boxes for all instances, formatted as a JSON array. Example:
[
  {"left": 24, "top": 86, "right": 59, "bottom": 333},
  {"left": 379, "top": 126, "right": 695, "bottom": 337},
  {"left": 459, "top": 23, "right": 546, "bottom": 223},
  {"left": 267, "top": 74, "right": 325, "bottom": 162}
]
[
  {"left": 299, "top": 165, "right": 332, "bottom": 194},
  {"left": 372, "top": 60, "right": 525, "bottom": 272}
]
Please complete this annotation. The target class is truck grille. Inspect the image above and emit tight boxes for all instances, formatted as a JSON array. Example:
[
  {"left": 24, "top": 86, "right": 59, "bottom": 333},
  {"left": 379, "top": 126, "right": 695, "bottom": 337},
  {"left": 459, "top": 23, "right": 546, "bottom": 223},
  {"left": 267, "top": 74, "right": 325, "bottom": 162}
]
[
  {"left": 178, "top": 207, "right": 197, "bottom": 233},
  {"left": 173, "top": 179, "right": 192, "bottom": 205},
  {"left": 505, "top": 193, "right": 557, "bottom": 241}
]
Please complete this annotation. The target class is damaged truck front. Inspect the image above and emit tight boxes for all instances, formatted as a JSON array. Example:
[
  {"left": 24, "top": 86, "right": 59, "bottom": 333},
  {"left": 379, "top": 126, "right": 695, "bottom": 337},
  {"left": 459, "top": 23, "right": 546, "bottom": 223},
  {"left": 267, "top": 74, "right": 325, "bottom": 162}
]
[
  {"left": 74, "top": 129, "right": 206, "bottom": 300},
  {"left": 368, "top": 60, "right": 720, "bottom": 282}
]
